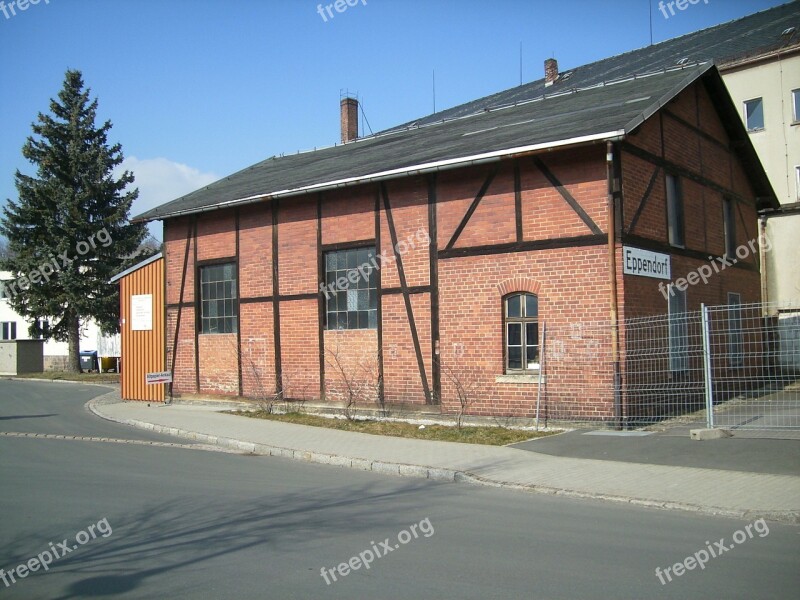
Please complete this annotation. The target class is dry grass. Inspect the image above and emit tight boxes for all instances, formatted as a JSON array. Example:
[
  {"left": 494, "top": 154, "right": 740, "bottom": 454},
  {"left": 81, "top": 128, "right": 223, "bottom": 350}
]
[{"left": 229, "top": 410, "right": 558, "bottom": 446}]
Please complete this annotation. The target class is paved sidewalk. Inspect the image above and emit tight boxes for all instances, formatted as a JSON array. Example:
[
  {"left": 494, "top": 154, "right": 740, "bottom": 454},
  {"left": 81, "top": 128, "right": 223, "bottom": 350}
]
[{"left": 88, "top": 395, "right": 800, "bottom": 524}]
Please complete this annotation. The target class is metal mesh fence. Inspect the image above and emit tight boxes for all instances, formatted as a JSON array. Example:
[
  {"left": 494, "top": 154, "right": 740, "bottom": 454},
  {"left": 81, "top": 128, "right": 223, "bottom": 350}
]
[
  {"left": 536, "top": 321, "right": 616, "bottom": 425},
  {"left": 622, "top": 310, "right": 706, "bottom": 427},
  {"left": 536, "top": 302, "right": 800, "bottom": 430},
  {"left": 705, "top": 303, "right": 800, "bottom": 431}
]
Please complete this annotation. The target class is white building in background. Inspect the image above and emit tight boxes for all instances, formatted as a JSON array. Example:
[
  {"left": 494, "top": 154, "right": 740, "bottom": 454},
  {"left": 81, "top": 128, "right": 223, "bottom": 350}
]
[
  {"left": 0, "top": 271, "right": 119, "bottom": 371},
  {"left": 718, "top": 36, "right": 800, "bottom": 309},
  {"left": 717, "top": 33, "right": 800, "bottom": 372}
]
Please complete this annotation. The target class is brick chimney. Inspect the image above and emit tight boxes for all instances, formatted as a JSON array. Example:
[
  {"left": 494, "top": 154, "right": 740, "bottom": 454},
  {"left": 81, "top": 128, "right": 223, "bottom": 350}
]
[
  {"left": 544, "top": 58, "right": 559, "bottom": 86},
  {"left": 340, "top": 97, "right": 358, "bottom": 143}
]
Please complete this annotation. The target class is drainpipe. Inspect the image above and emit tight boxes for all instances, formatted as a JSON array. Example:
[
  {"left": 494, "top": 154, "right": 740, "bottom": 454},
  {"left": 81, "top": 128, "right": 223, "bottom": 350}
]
[
  {"left": 759, "top": 216, "right": 769, "bottom": 310},
  {"left": 607, "top": 141, "right": 622, "bottom": 429}
]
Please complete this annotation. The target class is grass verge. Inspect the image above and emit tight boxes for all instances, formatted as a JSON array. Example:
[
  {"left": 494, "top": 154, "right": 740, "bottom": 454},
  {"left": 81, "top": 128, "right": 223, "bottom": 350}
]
[
  {"left": 9, "top": 372, "right": 120, "bottom": 384},
  {"left": 229, "top": 410, "right": 558, "bottom": 446}
]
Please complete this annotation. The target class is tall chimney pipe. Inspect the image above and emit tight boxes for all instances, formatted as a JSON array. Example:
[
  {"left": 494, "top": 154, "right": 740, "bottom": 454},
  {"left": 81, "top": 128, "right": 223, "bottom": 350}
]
[
  {"left": 340, "top": 97, "right": 359, "bottom": 143},
  {"left": 545, "top": 58, "right": 559, "bottom": 86}
]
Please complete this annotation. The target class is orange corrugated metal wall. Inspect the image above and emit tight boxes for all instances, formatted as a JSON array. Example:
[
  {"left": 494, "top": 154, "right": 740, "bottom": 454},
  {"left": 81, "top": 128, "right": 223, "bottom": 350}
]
[{"left": 120, "top": 258, "right": 165, "bottom": 401}]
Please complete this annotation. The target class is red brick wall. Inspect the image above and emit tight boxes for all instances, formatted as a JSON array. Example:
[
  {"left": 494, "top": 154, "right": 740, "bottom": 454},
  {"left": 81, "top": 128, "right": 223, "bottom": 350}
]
[
  {"left": 278, "top": 197, "right": 317, "bottom": 297},
  {"left": 322, "top": 187, "right": 374, "bottom": 245},
  {"left": 239, "top": 204, "right": 272, "bottom": 299},
  {"left": 620, "top": 80, "right": 761, "bottom": 319},
  {"left": 198, "top": 333, "right": 238, "bottom": 395},
  {"left": 437, "top": 247, "right": 613, "bottom": 418},
  {"left": 378, "top": 177, "right": 432, "bottom": 404},
  {"left": 165, "top": 217, "right": 197, "bottom": 394},
  {"left": 240, "top": 303, "right": 276, "bottom": 399},
  {"left": 521, "top": 148, "right": 608, "bottom": 241},
  {"left": 324, "top": 329, "right": 379, "bottom": 404},
  {"left": 280, "top": 299, "right": 320, "bottom": 399},
  {"left": 437, "top": 166, "right": 516, "bottom": 248},
  {"left": 160, "top": 79, "right": 763, "bottom": 421}
]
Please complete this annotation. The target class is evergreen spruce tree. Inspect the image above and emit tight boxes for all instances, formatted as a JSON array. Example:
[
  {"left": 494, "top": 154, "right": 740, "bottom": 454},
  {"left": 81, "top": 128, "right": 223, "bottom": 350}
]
[{"left": 0, "top": 70, "right": 150, "bottom": 372}]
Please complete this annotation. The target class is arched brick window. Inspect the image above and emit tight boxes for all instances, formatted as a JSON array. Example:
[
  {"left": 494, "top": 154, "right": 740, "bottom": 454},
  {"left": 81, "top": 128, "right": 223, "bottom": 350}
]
[{"left": 504, "top": 293, "right": 539, "bottom": 372}]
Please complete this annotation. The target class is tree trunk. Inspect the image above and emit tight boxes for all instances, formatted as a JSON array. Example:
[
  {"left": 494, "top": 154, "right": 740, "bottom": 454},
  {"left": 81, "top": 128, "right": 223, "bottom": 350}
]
[{"left": 66, "top": 313, "right": 81, "bottom": 373}]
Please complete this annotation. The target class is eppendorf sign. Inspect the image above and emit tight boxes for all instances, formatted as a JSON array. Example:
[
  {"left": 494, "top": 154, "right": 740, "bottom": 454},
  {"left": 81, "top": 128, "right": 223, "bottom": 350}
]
[{"left": 622, "top": 246, "right": 671, "bottom": 280}]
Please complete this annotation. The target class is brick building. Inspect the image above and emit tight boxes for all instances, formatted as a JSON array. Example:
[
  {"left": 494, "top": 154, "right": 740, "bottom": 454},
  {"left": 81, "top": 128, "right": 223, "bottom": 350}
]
[{"left": 135, "top": 63, "right": 777, "bottom": 422}]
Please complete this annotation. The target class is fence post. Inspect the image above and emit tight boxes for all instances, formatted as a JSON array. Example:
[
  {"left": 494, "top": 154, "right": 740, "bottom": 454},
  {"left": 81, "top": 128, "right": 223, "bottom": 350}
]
[{"left": 701, "top": 303, "right": 715, "bottom": 429}]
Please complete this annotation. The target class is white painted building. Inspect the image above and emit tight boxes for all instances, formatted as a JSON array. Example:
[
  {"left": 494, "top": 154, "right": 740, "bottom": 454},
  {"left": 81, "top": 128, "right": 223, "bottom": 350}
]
[
  {"left": 718, "top": 39, "right": 800, "bottom": 311},
  {"left": 0, "top": 271, "right": 120, "bottom": 371}
]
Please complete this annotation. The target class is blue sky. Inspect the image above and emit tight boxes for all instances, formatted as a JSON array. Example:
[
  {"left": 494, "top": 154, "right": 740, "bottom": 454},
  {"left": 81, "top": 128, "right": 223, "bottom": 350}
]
[{"left": 0, "top": 0, "right": 787, "bottom": 239}]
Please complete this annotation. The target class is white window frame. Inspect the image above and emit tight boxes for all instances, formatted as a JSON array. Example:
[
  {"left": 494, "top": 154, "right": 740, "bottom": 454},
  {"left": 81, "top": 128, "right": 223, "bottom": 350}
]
[
  {"left": 796, "top": 166, "right": 800, "bottom": 202},
  {"left": 792, "top": 89, "right": 800, "bottom": 124},
  {"left": 1, "top": 321, "right": 17, "bottom": 341},
  {"left": 743, "top": 97, "right": 764, "bottom": 132}
]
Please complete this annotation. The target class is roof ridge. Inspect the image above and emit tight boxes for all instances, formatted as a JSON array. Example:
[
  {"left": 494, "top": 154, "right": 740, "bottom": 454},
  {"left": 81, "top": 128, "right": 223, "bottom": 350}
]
[{"left": 381, "top": 2, "right": 796, "bottom": 133}]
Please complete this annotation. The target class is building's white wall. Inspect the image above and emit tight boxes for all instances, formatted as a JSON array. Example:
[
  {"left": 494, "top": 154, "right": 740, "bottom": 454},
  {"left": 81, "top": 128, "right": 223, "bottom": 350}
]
[
  {"left": 764, "top": 214, "right": 800, "bottom": 307},
  {"left": 721, "top": 52, "right": 800, "bottom": 206},
  {"left": 722, "top": 52, "right": 800, "bottom": 309},
  {"left": 1, "top": 272, "right": 120, "bottom": 360}
]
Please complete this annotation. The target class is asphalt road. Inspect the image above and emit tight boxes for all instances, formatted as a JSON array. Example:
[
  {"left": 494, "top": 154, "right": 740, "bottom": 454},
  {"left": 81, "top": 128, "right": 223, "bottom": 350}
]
[
  {"left": 512, "top": 429, "right": 800, "bottom": 476},
  {"left": 1, "top": 380, "right": 798, "bottom": 599},
  {"left": 0, "top": 379, "right": 198, "bottom": 444}
]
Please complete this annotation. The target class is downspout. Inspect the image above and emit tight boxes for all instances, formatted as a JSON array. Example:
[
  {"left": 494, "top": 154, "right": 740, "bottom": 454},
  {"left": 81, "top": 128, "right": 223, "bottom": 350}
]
[
  {"left": 759, "top": 215, "right": 772, "bottom": 367},
  {"left": 759, "top": 216, "right": 769, "bottom": 310},
  {"left": 607, "top": 141, "right": 622, "bottom": 429}
]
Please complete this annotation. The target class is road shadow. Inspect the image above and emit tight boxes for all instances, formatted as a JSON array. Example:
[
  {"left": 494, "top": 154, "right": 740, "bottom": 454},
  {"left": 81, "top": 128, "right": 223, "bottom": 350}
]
[
  {"left": 0, "top": 478, "right": 443, "bottom": 598},
  {"left": 0, "top": 414, "right": 58, "bottom": 421}
]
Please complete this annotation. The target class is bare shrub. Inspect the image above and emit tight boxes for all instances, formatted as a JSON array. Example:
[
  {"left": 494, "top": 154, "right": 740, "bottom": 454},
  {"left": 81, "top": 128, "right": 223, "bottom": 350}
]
[
  {"left": 440, "top": 361, "right": 493, "bottom": 429},
  {"left": 325, "top": 343, "right": 381, "bottom": 421}
]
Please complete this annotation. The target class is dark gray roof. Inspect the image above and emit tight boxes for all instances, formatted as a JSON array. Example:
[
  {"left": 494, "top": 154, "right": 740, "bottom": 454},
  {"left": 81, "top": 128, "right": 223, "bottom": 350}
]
[
  {"left": 135, "top": 65, "right": 715, "bottom": 222},
  {"left": 384, "top": 2, "right": 800, "bottom": 133},
  {"left": 136, "top": 4, "right": 794, "bottom": 223}
]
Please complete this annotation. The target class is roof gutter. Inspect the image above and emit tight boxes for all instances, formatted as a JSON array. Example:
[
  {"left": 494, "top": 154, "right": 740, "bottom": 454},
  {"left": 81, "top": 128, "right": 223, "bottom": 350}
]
[{"left": 135, "top": 129, "right": 626, "bottom": 223}]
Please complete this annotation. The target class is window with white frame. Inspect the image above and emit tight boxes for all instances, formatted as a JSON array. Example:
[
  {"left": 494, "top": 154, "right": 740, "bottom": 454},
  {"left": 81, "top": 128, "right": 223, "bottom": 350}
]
[
  {"left": 504, "top": 293, "right": 539, "bottom": 372},
  {"left": 792, "top": 89, "right": 800, "bottom": 124},
  {"left": 1, "top": 322, "right": 17, "bottom": 340},
  {"left": 796, "top": 166, "right": 800, "bottom": 202},
  {"left": 34, "top": 319, "right": 49, "bottom": 339},
  {"left": 744, "top": 98, "right": 764, "bottom": 131},
  {"left": 668, "top": 288, "right": 688, "bottom": 373},
  {"left": 727, "top": 292, "right": 743, "bottom": 368}
]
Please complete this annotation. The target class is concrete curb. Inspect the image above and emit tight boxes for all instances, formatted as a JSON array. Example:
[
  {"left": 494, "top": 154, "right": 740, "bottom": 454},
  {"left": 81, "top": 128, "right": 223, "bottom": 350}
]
[
  {"left": 86, "top": 396, "right": 459, "bottom": 483},
  {"left": 5, "top": 376, "right": 118, "bottom": 388},
  {"left": 86, "top": 398, "right": 800, "bottom": 525}
]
